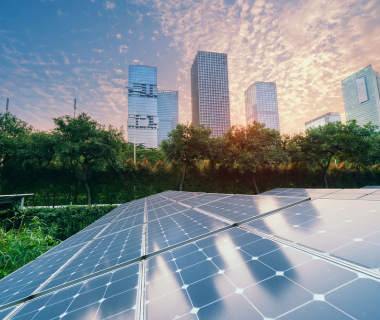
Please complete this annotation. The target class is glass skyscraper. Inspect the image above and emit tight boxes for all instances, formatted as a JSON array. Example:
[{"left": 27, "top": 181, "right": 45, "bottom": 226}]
[
  {"left": 191, "top": 51, "right": 231, "bottom": 137},
  {"left": 341, "top": 65, "right": 380, "bottom": 127},
  {"left": 127, "top": 65, "right": 158, "bottom": 149},
  {"left": 305, "top": 112, "right": 341, "bottom": 130},
  {"left": 245, "top": 81, "right": 280, "bottom": 132},
  {"left": 157, "top": 90, "right": 179, "bottom": 146}
]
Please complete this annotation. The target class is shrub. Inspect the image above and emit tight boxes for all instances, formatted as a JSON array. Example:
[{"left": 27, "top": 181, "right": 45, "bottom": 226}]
[{"left": 0, "top": 216, "right": 61, "bottom": 279}]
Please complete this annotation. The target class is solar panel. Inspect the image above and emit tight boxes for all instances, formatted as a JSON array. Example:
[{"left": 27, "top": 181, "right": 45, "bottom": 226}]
[
  {"left": 245, "top": 199, "right": 380, "bottom": 274},
  {"left": 361, "top": 186, "right": 380, "bottom": 189},
  {"left": 42, "top": 225, "right": 143, "bottom": 290},
  {"left": 144, "top": 228, "right": 373, "bottom": 320},
  {"left": 197, "top": 195, "right": 308, "bottom": 223},
  {"left": 146, "top": 209, "right": 228, "bottom": 254},
  {"left": 3, "top": 189, "right": 380, "bottom": 320},
  {"left": 7, "top": 263, "right": 140, "bottom": 320}
]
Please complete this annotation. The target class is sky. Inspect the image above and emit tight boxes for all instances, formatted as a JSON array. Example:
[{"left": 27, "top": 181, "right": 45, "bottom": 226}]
[{"left": 1, "top": 0, "right": 380, "bottom": 136}]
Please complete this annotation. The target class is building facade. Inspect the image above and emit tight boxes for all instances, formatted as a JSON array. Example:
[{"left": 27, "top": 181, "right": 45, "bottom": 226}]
[
  {"left": 341, "top": 65, "right": 380, "bottom": 127},
  {"left": 157, "top": 90, "right": 179, "bottom": 146},
  {"left": 305, "top": 112, "right": 341, "bottom": 130},
  {"left": 244, "top": 81, "right": 280, "bottom": 132},
  {"left": 127, "top": 65, "right": 158, "bottom": 149},
  {"left": 191, "top": 51, "right": 231, "bottom": 137}
]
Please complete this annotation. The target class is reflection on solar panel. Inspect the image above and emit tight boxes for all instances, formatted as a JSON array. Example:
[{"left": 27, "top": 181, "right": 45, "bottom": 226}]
[
  {"left": 245, "top": 198, "right": 380, "bottom": 274},
  {"left": 2, "top": 189, "right": 380, "bottom": 320}
]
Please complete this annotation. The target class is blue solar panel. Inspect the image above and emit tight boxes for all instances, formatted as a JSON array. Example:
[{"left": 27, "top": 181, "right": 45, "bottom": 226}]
[
  {"left": 8, "top": 263, "right": 140, "bottom": 320},
  {"left": 245, "top": 199, "right": 380, "bottom": 274},
  {"left": 4, "top": 190, "right": 380, "bottom": 320},
  {"left": 144, "top": 228, "right": 374, "bottom": 320},
  {"left": 42, "top": 225, "right": 143, "bottom": 290}
]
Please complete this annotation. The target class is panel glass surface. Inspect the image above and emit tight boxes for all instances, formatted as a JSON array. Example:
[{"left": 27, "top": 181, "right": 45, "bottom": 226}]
[
  {"left": 147, "top": 202, "right": 189, "bottom": 221},
  {"left": 147, "top": 210, "right": 228, "bottom": 254},
  {"left": 0, "top": 244, "right": 85, "bottom": 307},
  {"left": 165, "top": 191, "right": 205, "bottom": 202},
  {"left": 246, "top": 199, "right": 380, "bottom": 273},
  {"left": 260, "top": 188, "right": 342, "bottom": 200},
  {"left": 197, "top": 195, "right": 308, "bottom": 223},
  {"left": 177, "top": 193, "right": 232, "bottom": 207},
  {"left": 144, "top": 228, "right": 376, "bottom": 320},
  {"left": 9, "top": 263, "right": 140, "bottom": 320},
  {"left": 98, "top": 213, "right": 144, "bottom": 238},
  {"left": 43, "top": 225, "right": 143, "bottom": 290}
]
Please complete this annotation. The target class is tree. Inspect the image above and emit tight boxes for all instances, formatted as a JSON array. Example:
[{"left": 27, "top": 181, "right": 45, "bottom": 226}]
[
  {"left": 161, "top": 123, "right": 211, "bottom": 191},
  {"left": 0, "top": 112, "right": 32, "bottom": 166},
  {"left": 223, "top": 122, "right": 289, "bottom": 194},
  {"left": 53, "top": 113, "right": 126, "bottom": 205},
  {"left": 299, "top": 120, "right": 377, "bottom": 188}
]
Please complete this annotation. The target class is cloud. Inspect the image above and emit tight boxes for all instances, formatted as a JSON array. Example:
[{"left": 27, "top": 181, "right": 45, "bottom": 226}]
[
  {"left": 81, "top": 29, "right": 91, "bottom": 32},
  {"left": 70, "top": 29, "right": 76, "bottom": 34},
  {"left": 104, "top": 1, "right": 115, "bottom": 10},
  {"left": 92, "top": 49, "right": 105, "bottom": 53},
  {"left": 116, "top": 34, "right": 122, "bottom": 39},
  {"left": 128, "top": 29, "right": 133, "bottom": 34},
  {"left": 57, "top": 9, "right": 67, "bottom": 17},
  {"left": 119, "top": 45, "right": 129, "bottom": 53},
  {"left": 114, "top": 69, "right": 123, "bottom": 74},
  {"left": 157, "top": 52, "right": 161, "bottom": 58},
  {"left": 60, "top": 51, "right": 70, "bottom": 64},
  {"left": 147, "top": 0, "right": 380, "bottom": 134}
]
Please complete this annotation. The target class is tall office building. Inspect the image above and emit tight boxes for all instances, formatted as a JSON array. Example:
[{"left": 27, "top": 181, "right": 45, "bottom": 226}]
[
  {"left": 127, "top": 65, "right": 158, "bottom": 149},
  {"left": 191, "top": 51, "right": 231, "bottom": 137},
  {"left": 305, "top": 112, "right": 341, "bottom": 130},
  {"left": 157, "top": 90, "right": 179, "bottom": 146},
  {"left": 341, "top": 65, "right": 380, "bottom": 127},
  {"left": 244, "top": 81, "right": 280, "bottom": 132}
]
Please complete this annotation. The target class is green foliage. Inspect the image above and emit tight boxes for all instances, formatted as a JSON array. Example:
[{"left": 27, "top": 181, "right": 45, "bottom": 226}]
[
  {"left": 0, "top": 205, "right": 117, "bottom": 241},
  {"left": 222, "top": 123, "right": 289, "bottom": 193},
  {"left": 161, "top": 123, "right": 211, "bottom": 190},
  {"left": 0, "top": 112, "right": 32, "bottom": 166},
  {"left": 297, "top": 120, "right": 377, "bottom": 187},
  {"left": 0, "top": 216, "right": 61, "bottom": 279}
]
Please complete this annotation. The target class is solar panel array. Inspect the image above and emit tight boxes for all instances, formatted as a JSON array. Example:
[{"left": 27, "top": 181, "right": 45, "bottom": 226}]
[{"left": 1, "top": 189, "right": 380, "bottom": 319}]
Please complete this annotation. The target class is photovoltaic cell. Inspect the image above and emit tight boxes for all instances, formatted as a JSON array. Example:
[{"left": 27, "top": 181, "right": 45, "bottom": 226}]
[
  {"left": 166, "top": 191, "right": 204, "bottom": 202},
  {"left": 197, "top": 195, "right": 308, "bottom": 223},
  {"left": 0, "top": 244, "right": 85, "bottom": 308},
  {"left": 8, "top": 263, "right": 140, "bottom": 320},
  {"left": 260, "top": 188, "right": 343, "bottom": 200},
  {"left": 176, "top": 193, "right": 232, "bottom": 207},
  {"left": 147, "top": 209, "right": 228, "bottom": 254},
  {"left": 147, "top": 202, "right": 189, "bottom": 221},
  {"left": 42, "top": 225, "right": 143, "bottom": 290},
  {"left": 97, "top": 213, "right": 144, "bottom": 237},
  {"left": 245, "top": 199, "right": 380, "bottom": 273},
  {"left": 144, "top": 228, "right": 377, "bottom": 320}
]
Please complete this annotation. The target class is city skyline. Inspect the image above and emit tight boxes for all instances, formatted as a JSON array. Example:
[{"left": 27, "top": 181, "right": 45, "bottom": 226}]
[{"left": 1, "top": 0, "right": 380, "bottom": 135}]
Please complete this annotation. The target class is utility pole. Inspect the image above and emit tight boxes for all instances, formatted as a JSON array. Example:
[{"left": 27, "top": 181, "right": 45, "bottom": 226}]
[
  {"left": 6, "top": 98, "right": 9, "bottom": 113},
  {"left": 134, "top": 105, "right": 136, "bottom": 164},
  {"left": 74, "top": 98, "right": 76, "bottom": 118}
]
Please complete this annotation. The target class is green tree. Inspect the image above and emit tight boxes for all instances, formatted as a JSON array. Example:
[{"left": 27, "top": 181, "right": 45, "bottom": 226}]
[
  {"left": 223, "top": 122, "right": 289, "bottom": 194},
  {"left": 161, "top": 123, "right": 211, "bottom": 191},
  {"left": 299, "top": 120, "right": 377, "bottom": 188},
  {"left": 53, "top": 113, "right": 126, "bottom": 205},
  {"left": 0, "top": 112, "right": 32, "bottom": 166}
]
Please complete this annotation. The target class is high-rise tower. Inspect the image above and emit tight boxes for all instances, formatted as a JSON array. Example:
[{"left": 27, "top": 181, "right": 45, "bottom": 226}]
[
  {"left": 341, "top": 65, "right": 380, "bottom": 127},
  {"left": 157, "top": 90, "right": 179, "bottom": 146},
  {"left": 127, "top": 65, "right": 158, "bottom": 149},
  {"left": 245, "top": 82, "right": 280, "bottom": 132},
  {"left": 191, "top": 51, "right": 231, "bottom": 137}
]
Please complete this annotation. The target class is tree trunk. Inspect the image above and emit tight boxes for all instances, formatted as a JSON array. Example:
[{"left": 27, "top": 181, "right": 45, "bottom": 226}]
[
  {"left": 252, "top": 173, "right": 259, "bottom": 195},
  {"left": 180, "top": 163, "right": 188, "bottom": 191},
  {"left": 83, "top": 164, "right": 91, "bottom": 205},
  {"left": 323, "top": 169, "right": 328, "bottom": 189}
]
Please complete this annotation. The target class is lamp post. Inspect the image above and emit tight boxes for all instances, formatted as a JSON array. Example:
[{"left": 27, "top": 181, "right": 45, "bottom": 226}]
[
  {"left": 6, "top": 98, "right": 9, "bottom": 113},
  {"left": 74, "top": 98, "right": 76, "bottom": 118}
]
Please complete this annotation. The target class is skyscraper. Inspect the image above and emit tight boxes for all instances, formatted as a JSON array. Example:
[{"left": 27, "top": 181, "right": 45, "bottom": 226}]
[
  {"left": 191, "top": 51, "right": 231, "bottom": 137},
  {"left": 341, "top": 65, "right": 380, "bottom": 127},
  {"left": 127, "top": 65, "right": 158, "bottom": 149},
  {"left": 245, "top": 81, "right": 280, "bottom": 132},
  {"left": 157, "top": 90, "right": 179, "bottom": 146},
  {"left": 305, "top": 112, "right": 341, "bottom": 130}
]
